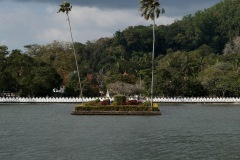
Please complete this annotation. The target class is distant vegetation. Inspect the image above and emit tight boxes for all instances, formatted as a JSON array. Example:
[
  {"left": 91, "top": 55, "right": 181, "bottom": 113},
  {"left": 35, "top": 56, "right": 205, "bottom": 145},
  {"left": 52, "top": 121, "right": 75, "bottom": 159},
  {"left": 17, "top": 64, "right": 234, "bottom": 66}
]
[{"left": 0, "top": 0, "right": 240, "bottom": 97}]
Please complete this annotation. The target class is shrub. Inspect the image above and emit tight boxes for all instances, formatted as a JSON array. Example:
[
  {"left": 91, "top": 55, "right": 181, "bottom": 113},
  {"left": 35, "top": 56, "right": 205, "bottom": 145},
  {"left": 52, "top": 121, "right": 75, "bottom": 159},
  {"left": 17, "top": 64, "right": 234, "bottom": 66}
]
[
  {"left": 74, "top": 105, "right": 160, "bottom": 112},
  {"left": 111, "top": 101, "right": 117, "bottom": 106},
  {"left": 153, "top": 102, "right": 159, "bottom": 108},
  {"left": 95, "top": 99, "right": 100, "bottom": 103},
  {"left": 83, "top": 100, "right": 97, "bottom": 107},
  {"left": 142, "top": 101, "right": 151, "bottom": 107},
  {"left": 114, "top": 95, "right": 126, "bottom": 105},
  {"left": 101, "top": 99, "right": 110, "bottom": 105},
  {"left": 126, "top": 100, "right": 138, "bottom": 105}
]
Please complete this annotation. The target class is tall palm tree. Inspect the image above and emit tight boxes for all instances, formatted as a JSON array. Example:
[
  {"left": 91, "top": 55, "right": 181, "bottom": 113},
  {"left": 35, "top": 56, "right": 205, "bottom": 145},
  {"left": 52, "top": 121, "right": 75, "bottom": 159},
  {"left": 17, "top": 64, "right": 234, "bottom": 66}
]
[
  {"left": 139, "top": 0, "right": 164, "bottom": 107},
  {"left": 58, "top": 1, "right": 83, "bottom": 103}
]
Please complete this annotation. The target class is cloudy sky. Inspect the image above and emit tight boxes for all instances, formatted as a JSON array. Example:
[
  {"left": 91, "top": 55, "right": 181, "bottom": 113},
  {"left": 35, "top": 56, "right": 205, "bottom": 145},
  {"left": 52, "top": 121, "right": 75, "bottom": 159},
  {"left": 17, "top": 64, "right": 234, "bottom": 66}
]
[{"left": 0, "top": 0, "right": 222, "bottom": 51}]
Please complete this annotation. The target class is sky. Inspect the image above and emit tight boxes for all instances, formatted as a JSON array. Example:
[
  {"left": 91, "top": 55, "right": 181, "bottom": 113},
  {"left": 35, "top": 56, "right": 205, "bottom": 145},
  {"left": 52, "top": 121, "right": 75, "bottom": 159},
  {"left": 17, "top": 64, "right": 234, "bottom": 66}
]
[{"left": 0, "top": 0, "right": 222, "bottom": 51}]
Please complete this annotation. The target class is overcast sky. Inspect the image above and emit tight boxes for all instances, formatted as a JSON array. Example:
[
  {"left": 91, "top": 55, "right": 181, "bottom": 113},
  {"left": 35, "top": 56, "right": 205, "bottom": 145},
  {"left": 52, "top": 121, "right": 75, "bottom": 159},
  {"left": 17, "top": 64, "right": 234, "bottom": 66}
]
[{"left": 0, "top": 0, "right": 222, "bottom": 51}]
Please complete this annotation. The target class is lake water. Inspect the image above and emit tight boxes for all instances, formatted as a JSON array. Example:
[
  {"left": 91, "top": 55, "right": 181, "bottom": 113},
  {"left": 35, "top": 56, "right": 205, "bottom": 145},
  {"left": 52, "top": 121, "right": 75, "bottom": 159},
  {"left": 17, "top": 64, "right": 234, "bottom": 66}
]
[{"left": 1, "top": 103, "right": 240, "bottom": 160}]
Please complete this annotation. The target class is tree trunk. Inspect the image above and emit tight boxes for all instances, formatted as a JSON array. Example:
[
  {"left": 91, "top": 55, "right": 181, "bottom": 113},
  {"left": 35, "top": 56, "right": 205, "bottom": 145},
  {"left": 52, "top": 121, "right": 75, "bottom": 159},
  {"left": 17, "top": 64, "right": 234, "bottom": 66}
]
[
  {"left": 67, "top": 13, "right": 83, "bottom": 104},
  {"left": 151, "top": 19, "right": 156, "bottom": 107}
]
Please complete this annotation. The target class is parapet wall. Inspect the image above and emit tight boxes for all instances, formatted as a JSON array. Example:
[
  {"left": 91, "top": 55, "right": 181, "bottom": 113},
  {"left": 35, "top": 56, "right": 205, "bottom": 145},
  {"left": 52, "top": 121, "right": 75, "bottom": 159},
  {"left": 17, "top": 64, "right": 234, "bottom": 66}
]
[
  {"left": 0, "top": 97, "right": 112, "bottom": 103},
  {"left": 0, "top": 97, "right": 240, "bottom": 103}
]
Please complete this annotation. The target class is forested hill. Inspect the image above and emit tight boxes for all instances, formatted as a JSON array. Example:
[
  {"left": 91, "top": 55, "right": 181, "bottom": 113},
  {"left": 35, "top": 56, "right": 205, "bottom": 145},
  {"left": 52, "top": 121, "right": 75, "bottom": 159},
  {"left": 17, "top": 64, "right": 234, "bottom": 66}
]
[
  {"left": 112, "top": 0, "right": 240, "bottom": 55},
  {"left": 1, "top": 0, "right": 240, "bottom": 97},
  {"left": 163, "top": 0, "right": 240, "bottom": 54}
]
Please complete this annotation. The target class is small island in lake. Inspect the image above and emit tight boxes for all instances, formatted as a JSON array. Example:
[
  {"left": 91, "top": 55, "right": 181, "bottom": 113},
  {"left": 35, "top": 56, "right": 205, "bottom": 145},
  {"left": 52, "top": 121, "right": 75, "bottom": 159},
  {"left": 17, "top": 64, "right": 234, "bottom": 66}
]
[{"left": 71, "top": 95, "right": 161, "bottom": 115}]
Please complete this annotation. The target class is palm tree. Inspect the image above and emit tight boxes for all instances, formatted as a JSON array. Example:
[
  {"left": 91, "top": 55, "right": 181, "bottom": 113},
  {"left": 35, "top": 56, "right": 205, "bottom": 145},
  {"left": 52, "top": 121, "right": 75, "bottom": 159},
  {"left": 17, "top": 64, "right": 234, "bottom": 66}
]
[
  {"left": 139, "top": 0, "right": 164, "bottom": 107},
  {"left": 58, "top": 1, "right": 83, "bottom": 103}
]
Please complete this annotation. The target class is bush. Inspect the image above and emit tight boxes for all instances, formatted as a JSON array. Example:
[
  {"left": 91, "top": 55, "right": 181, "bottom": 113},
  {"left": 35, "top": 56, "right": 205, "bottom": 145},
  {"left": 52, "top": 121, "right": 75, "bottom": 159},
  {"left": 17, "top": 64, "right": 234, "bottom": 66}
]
[
  {"left": 153, "top": 102, "right": 159, "bottom": 108},
  {"left": 75, "top": 105, "right": 159, "bottom": 111},
  {"left": 74, "top": 99, "right": 160, "bottom": 112},
  {"left": 142, "top": 101, "right": 151, "bottom": 107},
  {"left": 83, "top": 99, "right": 100, "bottom": 106},
  {"left": 114, "top": 95, "right": 126, "bottom": 105},
  {"left": 101, "top": 99, "right": 110, "bottom": 105},
  {"left": 95, "top": 99, "right": 100, "bottom": 103},
  {"left": 126, "top": 100, "right": 138, "bottom": 105}
]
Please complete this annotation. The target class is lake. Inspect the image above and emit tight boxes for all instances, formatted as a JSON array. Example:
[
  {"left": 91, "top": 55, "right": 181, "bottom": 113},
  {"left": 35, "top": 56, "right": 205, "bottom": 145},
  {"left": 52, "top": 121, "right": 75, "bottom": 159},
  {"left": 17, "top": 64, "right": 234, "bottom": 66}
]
[{"left": 0, "top": 103, "right": 240, "bottom": 160}]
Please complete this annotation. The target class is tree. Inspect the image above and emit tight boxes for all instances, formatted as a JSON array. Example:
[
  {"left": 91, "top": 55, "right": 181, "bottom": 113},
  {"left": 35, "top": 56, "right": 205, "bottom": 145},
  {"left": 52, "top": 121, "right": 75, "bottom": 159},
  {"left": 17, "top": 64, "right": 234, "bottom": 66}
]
[
  {"left": 34, "top": 41, "right": 76, "bottom": 85},
  {"left": 24, "top": 44, "right": 42, "bottom": 57},
  {"left": 107, "top": 81, "right": 144, "bottom": 96},
  {"left": 0, "top": 45, "right": 14, "bottom": 95},
  {"left": 140, "top": 0, "right": 164, "bottom": 107},
  {"left": 29, "top": 61, "right": 62, "bottom": 97},
  {"left": 58, "top": 1, "right": 83, "bottom": 102},
  {"left": 223, "top": 36, "right": 240, "bottom": 54},
  {"left": 5, "top": 49, "right": 62, "bottom": 97},
  {"left": 0, "top": 45, "right": 8, "bottom": 73},
  {"left": 197, "top": 61, "right": 238, "bottom": 97}
]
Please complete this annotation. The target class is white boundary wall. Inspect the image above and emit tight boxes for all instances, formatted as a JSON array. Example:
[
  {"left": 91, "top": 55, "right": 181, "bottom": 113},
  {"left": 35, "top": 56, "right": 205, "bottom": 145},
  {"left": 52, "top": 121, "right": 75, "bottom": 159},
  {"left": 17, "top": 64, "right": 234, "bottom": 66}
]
[
  {"left": 0, "top": 97, "right": 112, "bottom": 103},
  {"left": 1, "top": 97, "right": 240, "bottom": 103}
]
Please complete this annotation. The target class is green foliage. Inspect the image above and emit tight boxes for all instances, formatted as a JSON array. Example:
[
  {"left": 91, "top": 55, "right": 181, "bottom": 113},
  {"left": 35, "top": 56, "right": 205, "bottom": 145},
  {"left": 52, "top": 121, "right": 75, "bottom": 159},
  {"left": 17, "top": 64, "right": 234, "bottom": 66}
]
[
  {"left": 142, "top": 101, "right": 151, "bottom": 107},
  {"left": 75, "top": 105, "right": 159, "bottom": 112},
  {"left": 139, "top": 0, "right": 165, "bottom": 21},
  {"left": 198, "top": 60, "right": 239, "bottom": 97},
  {"left": 113, "top": 95, "right": 127, "bottom": 105},
  {"left": 0, "top": 45, "right": 11, "bottom": 92},
  {"left": 58, "top": 1, "right": 72, "bottom": 14},
  {"left": 33, "top": 41, "right": 76, "bottom": 85},
  {"left": 83, "top": 100, "right": 99, "bottom": 107},
  {"left": 0, "top": 47, "right": 62, "bottom": 97},
  {"left": 64, "top": 86, "right": 78, "bottom": 97}
]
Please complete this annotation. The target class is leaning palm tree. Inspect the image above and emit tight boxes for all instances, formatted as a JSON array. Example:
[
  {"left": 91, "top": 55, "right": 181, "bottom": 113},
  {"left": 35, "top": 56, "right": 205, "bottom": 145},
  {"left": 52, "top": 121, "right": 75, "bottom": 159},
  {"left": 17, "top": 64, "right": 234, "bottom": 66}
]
[
  {"left": 139, "top": 0, "right": 164, "bottom": 107},
  {"left": 58, "top": 1, "right": 83, "bottom": 103}
]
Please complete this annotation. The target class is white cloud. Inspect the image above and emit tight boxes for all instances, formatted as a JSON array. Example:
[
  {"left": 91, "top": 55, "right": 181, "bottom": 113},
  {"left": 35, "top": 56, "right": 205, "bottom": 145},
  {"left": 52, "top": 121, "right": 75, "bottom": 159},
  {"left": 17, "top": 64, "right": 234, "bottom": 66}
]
[
  {"left": 38, "top": 6, "right": 177, "bottom": 44},
  {"left": 70, "top": 6, "right": 176, "bottom": 29},
  {"left": 36, "top": 28, "right": 65, "bottom": 41},
  {"left": 0, "top": 2, "right": 177, "bottom": 50},
  {"left": 0, "top": 40, "right": 6, "bottom": 45}
]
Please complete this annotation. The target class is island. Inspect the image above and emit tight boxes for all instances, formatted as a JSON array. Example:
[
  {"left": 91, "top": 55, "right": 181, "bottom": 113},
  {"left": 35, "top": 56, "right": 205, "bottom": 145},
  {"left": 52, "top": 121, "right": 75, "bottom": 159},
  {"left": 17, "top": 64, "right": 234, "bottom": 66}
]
[{"left": 71, "top": 95, "right": 161, "bottom": 115}]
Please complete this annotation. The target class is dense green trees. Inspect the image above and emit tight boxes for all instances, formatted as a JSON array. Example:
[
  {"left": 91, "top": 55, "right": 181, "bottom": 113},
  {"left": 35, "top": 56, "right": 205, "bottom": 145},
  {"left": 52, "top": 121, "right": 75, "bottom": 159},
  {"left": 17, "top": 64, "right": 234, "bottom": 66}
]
[
  {"left": 0, "top": 47, "right": 61, "bottom": 97},
  {"left": 0, "top": 46, "right": 14, "bottom": 95}
]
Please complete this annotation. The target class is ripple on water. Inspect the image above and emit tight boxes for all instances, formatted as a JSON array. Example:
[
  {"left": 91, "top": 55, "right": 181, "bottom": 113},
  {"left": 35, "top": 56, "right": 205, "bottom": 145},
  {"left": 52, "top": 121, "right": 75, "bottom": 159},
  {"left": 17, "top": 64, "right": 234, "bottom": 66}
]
[{"left": 1, "top": 103, "right": 240, "bottom": 160}]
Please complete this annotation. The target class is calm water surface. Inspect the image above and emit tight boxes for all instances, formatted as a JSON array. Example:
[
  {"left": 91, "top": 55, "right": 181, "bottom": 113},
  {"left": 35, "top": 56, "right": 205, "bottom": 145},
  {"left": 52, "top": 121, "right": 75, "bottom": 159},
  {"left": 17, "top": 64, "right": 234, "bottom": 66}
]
[{"left": 0, "top": 103, "right": 240, "bottom": 160}]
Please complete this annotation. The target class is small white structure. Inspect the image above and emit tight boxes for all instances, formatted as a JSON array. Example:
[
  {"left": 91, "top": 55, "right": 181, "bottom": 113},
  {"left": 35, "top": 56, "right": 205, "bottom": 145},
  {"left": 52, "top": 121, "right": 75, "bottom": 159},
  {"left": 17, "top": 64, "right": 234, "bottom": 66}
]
[{"left": 106, "top": 89, "right": 110, "bottom": 98}]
